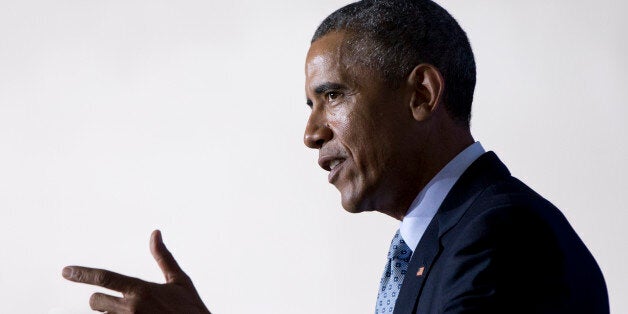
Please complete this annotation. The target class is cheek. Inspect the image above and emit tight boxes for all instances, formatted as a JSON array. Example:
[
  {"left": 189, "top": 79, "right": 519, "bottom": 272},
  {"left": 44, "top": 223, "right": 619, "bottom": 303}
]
[
  {"left": 329, "top": 107, "right": 367, "bottom": 155},
  {"left": 333, "top": 109, "right": 385, "bottom": 178}
]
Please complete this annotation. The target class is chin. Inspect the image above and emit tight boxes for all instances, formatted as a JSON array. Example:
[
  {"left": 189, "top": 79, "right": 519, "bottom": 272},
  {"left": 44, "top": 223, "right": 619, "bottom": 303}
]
[
  {"left": 337, "top": 177, "right": 394, "bottom": 215},
  {"left": 340, "top": 200, "right": 362, "bottom": 213},
  {"left": 336, "top": 173, "right": 382, "bottom": 213},
  {"left": 339, "top": 189, "right": 374, "bottom": 214}
]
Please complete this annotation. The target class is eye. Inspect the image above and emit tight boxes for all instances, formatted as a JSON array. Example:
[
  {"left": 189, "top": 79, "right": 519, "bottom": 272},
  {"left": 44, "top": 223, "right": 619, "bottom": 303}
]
[{"left": 326, "top": 91, "right": 342, "bottom": 102}]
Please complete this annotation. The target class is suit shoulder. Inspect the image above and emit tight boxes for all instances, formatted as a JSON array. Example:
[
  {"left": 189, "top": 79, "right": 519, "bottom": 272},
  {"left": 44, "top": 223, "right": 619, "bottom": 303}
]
[
  {"left": 468, "top": 176, "right": 565, "bottom": 224},
  {"left": 450, "top": 176, "right": 608, "bottom": 310}
]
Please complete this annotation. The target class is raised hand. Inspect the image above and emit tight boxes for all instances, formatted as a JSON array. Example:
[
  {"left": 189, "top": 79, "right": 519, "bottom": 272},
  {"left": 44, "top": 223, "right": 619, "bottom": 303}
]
[{"left": 62, "top": 230, "right": 211, "bottom": 314}]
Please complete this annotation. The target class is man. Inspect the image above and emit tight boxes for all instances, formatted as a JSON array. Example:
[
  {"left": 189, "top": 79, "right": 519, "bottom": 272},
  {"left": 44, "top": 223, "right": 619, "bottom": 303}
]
[{"left": 63, "top": 0, "right": 609, "bottom": 313}]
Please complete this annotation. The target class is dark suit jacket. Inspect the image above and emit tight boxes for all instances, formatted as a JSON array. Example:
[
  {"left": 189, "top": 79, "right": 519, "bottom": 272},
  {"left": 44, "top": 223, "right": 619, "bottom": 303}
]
[{"left": 393, "top": 152, "right": 609, "bottom": 314}]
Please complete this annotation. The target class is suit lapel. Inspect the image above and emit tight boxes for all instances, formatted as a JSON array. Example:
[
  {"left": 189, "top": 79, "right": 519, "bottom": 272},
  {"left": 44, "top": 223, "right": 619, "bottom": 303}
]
[{"left": 393, "top": 152, "right": 510, "bottom": 314}]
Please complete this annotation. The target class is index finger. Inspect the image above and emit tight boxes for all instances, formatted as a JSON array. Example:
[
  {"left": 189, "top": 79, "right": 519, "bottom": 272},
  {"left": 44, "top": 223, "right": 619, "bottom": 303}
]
[{"left": 62, "top": 266, "right": 146, "bottom": 295}]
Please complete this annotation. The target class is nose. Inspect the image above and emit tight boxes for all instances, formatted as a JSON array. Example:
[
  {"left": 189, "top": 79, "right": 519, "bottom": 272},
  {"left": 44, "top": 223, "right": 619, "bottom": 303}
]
[{"left": 304, "top": 110, "right": 333, "bottom": 149}]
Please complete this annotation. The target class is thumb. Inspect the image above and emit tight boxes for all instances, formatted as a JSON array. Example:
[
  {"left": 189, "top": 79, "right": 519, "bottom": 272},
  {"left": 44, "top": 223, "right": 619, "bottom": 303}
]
[{"left": 150, "top": 230, "right": 188, "bottom": 284}]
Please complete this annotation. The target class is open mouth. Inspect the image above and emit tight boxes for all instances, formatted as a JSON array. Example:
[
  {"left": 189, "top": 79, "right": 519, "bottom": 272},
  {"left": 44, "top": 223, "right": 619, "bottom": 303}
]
[
  {"left": 328, "top": 159, "right": 345, "bottom": 183},
  {"left": 326, "top": 158, "right": 346, "bottom": 183},
  {"left": 329, "top": 159, "right": 343, "bottom": 171},
  {"left": 319, "top": 156, "right": 345, "bottom": 171},
  {"left": 318, "top": 155, "right": 347, "bottom": 183}
]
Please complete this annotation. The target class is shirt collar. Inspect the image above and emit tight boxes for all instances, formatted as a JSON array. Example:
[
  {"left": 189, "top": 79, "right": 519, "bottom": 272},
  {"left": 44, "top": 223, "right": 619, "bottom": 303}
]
[{"left": 400, "top": 142, "right": 485, "bottom": 251}]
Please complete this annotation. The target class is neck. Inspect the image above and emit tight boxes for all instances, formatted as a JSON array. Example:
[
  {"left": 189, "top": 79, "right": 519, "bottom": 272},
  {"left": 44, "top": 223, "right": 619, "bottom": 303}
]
[{"left": 382, "top": 126, "right": 474, "bottom": 221}]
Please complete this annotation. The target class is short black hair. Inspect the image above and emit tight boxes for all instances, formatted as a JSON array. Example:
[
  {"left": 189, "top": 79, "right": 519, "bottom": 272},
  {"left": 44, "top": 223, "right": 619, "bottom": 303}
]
[{"left": 312, "top": 0, "right": 476, "bottom": 126}]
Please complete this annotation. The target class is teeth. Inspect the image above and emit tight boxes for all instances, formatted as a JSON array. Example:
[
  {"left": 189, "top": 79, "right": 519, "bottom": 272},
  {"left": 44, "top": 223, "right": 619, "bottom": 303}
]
[{"left": 329, "top": 159, "right": 341, "bottom": 170}]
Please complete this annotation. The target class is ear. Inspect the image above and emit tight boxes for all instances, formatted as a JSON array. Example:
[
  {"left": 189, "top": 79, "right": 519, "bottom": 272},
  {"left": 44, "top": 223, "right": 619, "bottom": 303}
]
[{"left": 407, "top": 64, "right": 445, "bottom": 122}]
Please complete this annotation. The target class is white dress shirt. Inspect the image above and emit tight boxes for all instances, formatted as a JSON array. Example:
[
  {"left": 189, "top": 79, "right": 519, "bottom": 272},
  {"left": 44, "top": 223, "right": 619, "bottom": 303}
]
[{"left": 400, "top": 142, "right": 486, "bottom": 252}]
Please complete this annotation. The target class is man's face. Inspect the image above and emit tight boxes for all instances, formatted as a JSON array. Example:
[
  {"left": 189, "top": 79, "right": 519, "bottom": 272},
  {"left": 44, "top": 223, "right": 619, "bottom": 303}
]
[{"left": 304, "top": 32, "right": 419, "bottom": 214}]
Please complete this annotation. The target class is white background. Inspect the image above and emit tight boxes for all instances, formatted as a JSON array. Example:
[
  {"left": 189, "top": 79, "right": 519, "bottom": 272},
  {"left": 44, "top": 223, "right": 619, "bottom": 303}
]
[{"left": 1, "top": 0, "right": 626, "bottom": 313}]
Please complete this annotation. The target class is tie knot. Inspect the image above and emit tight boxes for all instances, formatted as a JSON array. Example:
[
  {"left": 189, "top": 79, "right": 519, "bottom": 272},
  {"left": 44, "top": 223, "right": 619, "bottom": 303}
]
[{"left": 388, "top": 230, "right": 412, "bottom": 261}]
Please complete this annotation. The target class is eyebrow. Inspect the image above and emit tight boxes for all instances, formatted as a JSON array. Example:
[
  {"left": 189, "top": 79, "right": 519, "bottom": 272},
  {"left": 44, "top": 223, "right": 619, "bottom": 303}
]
[{"left": 313, "top": 82, "right": 346, "bottom": 95}]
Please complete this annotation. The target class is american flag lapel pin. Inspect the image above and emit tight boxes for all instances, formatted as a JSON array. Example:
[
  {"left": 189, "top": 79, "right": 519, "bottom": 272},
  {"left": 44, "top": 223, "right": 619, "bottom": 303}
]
[{"left": 417, "top": 266, "right": 425, "bottom": 276}]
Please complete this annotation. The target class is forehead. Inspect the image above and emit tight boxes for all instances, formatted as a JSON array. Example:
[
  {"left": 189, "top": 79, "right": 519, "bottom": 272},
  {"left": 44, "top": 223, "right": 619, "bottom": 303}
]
[{"left": 305, "top": 32, "right": 353, "bottom": 91}]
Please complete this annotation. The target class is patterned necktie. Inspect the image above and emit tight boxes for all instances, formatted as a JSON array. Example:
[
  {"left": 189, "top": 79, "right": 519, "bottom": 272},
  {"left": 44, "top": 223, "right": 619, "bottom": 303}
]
[{"left": 375, "top": 229, "right": 412, "bottom": 314}]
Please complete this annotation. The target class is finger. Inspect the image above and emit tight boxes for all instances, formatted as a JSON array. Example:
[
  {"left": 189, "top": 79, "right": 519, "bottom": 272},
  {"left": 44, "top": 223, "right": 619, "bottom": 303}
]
[
  {"left": 150, "top": 230, "right": 188, "bottom": 284},
  {"left": 89, "top": 292, "right": 124, "bottom": 313},
  {"left": 62, "top": 266, "right": 145, "bottom": 294}
]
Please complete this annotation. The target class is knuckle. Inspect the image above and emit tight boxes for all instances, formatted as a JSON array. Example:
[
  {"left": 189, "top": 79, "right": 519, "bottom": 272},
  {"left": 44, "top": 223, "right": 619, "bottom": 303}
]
[
  {"left": 94, "top": 271, "right": 111, "bottom": 286},
  {"left": 133, "top": 283, "right": 151, "bottom": 297},
  {"left": 126, "top": 300, "right": 139, "bottom": 313},
  {"left": 72, "top": 269, "right": 84, "bottom": 281},
  {"left": 181, "top": 273, "right": 193, "bottom": 284},
  {"left": 169, "top": 273, "right": 187, "bottom": 284}
]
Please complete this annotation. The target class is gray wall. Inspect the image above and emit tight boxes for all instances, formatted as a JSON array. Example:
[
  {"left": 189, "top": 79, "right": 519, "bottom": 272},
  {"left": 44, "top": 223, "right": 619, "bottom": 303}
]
[{"left": 0, "top": 0, "right": 626, "bottom": 313}]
